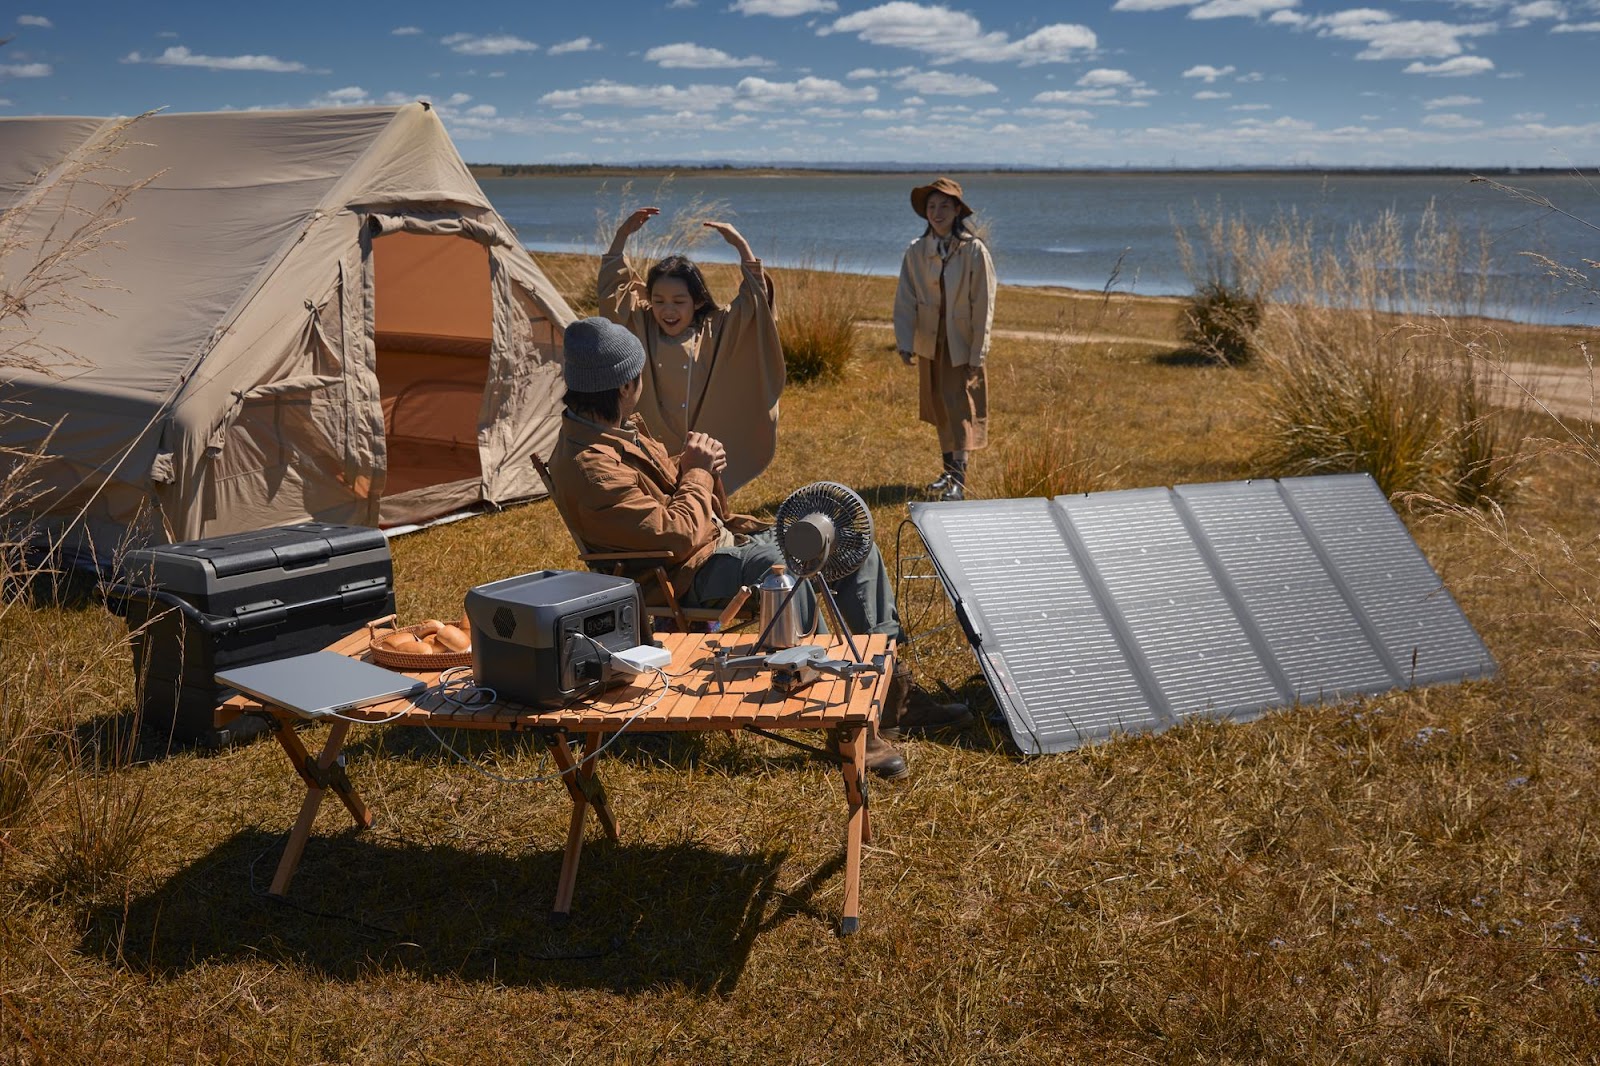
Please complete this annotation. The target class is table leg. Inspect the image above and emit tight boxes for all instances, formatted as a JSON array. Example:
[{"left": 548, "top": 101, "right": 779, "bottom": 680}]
[
  {"left": 837, "top": 723, "right": 870, "bottom": 936},
  {"left": 543, "top": 731, "right": 621, "bottom": 922},
  {"left": 269, "top": 717, "right": 368, "bottom": 896}
]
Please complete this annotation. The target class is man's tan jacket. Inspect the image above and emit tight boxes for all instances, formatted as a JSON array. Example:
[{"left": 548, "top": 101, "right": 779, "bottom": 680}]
[
  {"left": 548, "top": 412, "right": 764, "bottom": 603},
  {"left": 599, "top": 255, "right": 784, "bottom": 495},
  {"left": 893, "top": 233, "right": 996, "bottom": 366}
]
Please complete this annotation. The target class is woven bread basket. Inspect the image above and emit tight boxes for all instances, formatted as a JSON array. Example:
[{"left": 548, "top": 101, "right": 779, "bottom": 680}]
[{"left": 366, "top": 614, "right": 473, "bottom": 670}]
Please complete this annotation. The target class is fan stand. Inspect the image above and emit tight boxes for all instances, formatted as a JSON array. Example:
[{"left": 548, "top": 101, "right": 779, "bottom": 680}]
[{"left": 755, "top": 570, "right": 866, "bottom": 664}]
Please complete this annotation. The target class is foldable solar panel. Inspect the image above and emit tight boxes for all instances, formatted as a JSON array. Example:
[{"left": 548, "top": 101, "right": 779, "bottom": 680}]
[{"left": 909, "top": 474, "right": 1495, "bottom": 755}]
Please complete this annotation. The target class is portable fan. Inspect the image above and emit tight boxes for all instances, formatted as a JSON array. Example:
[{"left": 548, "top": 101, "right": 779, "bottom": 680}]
[
  {"left": 773, "top": 482, "right": 874, "bottom": 583},
  {"left": 767, "top": 482, "right": 875, "bottom": 663}
]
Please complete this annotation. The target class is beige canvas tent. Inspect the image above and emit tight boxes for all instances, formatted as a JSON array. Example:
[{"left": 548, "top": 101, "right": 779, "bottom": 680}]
[{"left": 0, "top": 103, "right": 573, "bottom": 560}]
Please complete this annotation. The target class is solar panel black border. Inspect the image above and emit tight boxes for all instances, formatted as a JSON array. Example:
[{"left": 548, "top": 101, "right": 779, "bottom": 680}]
[{"left": 907, "top": 474, "right": 1496, "bottom": 755}]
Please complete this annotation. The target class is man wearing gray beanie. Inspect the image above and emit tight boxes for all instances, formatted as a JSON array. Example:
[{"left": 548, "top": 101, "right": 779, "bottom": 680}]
[{"left": 544, "top": 318, "right": 971, "bottom": 780}]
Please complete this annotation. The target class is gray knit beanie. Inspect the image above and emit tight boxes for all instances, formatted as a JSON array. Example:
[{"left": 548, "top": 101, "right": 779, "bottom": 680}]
[{"left": 562, "top": 316, "right": 645, "bottom": 392}]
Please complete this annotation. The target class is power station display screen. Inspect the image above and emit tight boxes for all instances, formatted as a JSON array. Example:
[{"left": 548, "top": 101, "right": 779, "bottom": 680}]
[{"left": 583, "top": 612, "right": 617, "bottom": 638}]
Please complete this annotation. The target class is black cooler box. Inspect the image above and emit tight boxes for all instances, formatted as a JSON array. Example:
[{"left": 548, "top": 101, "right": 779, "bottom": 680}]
[{"left": 116, "top": 522, "right": 396, "bottom": 745}]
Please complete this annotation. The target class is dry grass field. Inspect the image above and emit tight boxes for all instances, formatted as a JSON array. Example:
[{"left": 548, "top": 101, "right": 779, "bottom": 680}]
[{"left": 3, "top": 250, "right": 1600, "bottom": 1063}]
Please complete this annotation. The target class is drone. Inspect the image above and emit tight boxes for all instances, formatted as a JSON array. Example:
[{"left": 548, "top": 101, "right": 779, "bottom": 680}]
[{"left": 710, "top": 643, "right": 886, "bottom": 699}]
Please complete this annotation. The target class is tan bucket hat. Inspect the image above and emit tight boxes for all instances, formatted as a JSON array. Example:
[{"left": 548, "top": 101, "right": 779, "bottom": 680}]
[{"left": 910, "top": 176, "right": 973, "bottom": 219}]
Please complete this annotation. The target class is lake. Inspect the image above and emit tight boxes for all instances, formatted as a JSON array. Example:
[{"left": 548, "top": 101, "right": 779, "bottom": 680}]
[{"left": 483, "top": 171, "right": 1599, "bottom": 326}]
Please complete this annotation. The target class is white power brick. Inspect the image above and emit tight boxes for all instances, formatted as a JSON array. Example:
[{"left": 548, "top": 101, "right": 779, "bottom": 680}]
[{"left": 608, "top": 644, "right": 673, "bottom": 675}]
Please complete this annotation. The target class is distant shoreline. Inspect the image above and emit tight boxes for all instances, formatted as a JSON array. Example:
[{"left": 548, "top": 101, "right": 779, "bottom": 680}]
[{"left": 468, "top": 163, "right": 1587, "bottom": 180}]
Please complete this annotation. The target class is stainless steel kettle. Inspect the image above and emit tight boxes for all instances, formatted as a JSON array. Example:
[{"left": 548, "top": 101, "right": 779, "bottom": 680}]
[{"left": 757, "top": 563, "right": 802, "bottom": 649}]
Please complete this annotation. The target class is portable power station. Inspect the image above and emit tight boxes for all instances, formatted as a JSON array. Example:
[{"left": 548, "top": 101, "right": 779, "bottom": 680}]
[{"left": 463, "top": 570, "right": 644, "bottom": 708}]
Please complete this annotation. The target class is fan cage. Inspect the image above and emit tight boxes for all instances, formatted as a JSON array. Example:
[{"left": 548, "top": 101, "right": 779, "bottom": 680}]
[{"left": 774, "top": 481, "right": 875, "bottom": 582}]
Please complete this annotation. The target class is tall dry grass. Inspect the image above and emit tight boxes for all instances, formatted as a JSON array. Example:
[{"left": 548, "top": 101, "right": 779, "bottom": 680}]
[
  {"left": 775, "top": 259, "right": 867, "bottom": 385},
  {"left": 1186, "top": 203, "right": 1531, "bottom": 505},
  {"left": 1, "top": 115, "right": 157, "bottom": 895}
]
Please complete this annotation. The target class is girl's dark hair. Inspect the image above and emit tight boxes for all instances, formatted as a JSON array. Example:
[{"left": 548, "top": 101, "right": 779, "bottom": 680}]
[{"left": 646, "top": 255, "right": 716, "bottom": 328}]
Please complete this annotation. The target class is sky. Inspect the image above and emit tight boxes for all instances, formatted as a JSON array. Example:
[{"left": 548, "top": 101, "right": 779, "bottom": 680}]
[{"left": 2, "top": 0, "right": 1597, "bottom": 168}]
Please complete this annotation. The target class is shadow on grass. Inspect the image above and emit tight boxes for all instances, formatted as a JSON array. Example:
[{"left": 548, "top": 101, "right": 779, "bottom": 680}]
[
  {"left": 81, "top": 829, "right": 807, "bottom": 994},
  {"left": 1151, "top": 346, "right": 1225, "bottom": 367}
]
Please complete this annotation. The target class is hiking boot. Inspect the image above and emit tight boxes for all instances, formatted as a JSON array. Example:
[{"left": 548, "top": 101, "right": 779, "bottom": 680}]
[
  {"left": 939, "top": 459, "right": 967, "bottom": 501},
  {"left": 926, "top": 452, "right": 955, "bottom": 493},
  {"left": 863, "top": 730, "right": 908, "bottom": 780},
  {"left": 881, "top": 664, "right": 973, "bottom": 739}
]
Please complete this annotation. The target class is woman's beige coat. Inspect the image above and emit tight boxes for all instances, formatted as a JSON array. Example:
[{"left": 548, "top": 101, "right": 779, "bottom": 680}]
[
  {"left": 893, "top": 233, "right": 996, "bottom": 366},
  {"left": 599, "top": 254, "right": 784, "bottom": 494}
]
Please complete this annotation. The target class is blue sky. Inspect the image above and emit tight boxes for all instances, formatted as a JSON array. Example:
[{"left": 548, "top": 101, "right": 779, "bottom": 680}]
[{"left": 2, "top": 0, "right": 1597, "bottom": 167}]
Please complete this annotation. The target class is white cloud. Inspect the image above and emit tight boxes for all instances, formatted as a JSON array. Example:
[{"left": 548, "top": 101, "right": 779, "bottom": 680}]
[
  {"left": 646, "top": 42, "right": 772, "bottom": 68},
  {"left": 1421, "top": 112, "right": 1484, "bottom": 127},
  {"left": 312, "top": 86, "right": 372, "bottom": 107},
  {"left": 540, "top": 80, "right": 736, "bottom": 109},
  {"left": 1423, "top": 93, "right": 1481, "bottom": 108},
  {"left": 1268, "top": 9, "right": 1309, "bottom": 25},
  {"left": 1078, "top": 67, "right": 1138, "bottom": 87},
  {"left": 1228, "top": 102, "right": 1272, "bottom": 110},
  {"left": 0, "top": 61, "right": 50, "bottom": 76},
  {"left": 823, "top": 4, "right": 1095, "bottom": 65},
  {"left": 1183, "top": 63, "right": 1237, "bottom": 81},
  {"left": 1550, "top": 20, "right": 1600, "bottom": 31},
  {"left": 121, "top": 47, "right": 316, "bottom": 73},
  {"left": 441, "top": 33, "right": 538, "bottom": 56},
  {"left": 896, "top": 70, "right": 998, "bottom": 95},
  {"left": 1508, "top": 1, "right": 1566, "bottom": 25},
  {"left": 392, "top": 26, "right": 423, "bottom": 36},
  {"left": 668, "top": 0, "right": 697, "bottom": 7},
  {"left": 548, "top": 37, "right": 599, "bottom": 56},
  {"left": 1310, "top": 11, "right": 1496, "bottom": 61},
  {"left": 732, "top": 75, "right": 877, "bottom": 107},
  {"left": 1194, "top": 89, "right": 1232, "bottom": 99},
  {"left": 1511, "top": 110, "right": 1545, "bottom": 120},
  {"left": 1237, "top": 71, "right": 1264, "bottom": 82},
  {"left": 1405, "top": 55, "right": 1495, "bottom": 75},
  {"left": 730, "top": 0, "right": 839, "bottom": 14},
  {"left": 17, "top": 14, "right": 52, "bottom": 28},
  {"left": 1033, "top": 87, "right": 1148, "bottom": 106},
  {"left": 1111, "top": 0, "right": 1299, "bottom": 16},
  {"left": 1190, "top": 0, "right": 1299, "bottom": 18}
]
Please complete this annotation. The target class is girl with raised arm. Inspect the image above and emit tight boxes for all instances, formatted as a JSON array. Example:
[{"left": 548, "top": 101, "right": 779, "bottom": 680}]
[
  {"left": 893, "top": 177, "right": 996, "bottom": 501},
  {"left": 598, "top": 208, "right": 785, "bottom": 494}
]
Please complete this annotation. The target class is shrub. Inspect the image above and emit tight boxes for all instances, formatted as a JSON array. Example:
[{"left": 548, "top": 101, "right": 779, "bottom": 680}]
[
  {"left": 1179, "top": 280, "right": 1264, "bottom": 365},
  {"left": 777, "top": 262, "right": 865, "bottom": 386}
]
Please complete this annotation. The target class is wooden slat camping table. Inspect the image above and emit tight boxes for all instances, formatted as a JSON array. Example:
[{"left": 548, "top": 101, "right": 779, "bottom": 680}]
[{"left": 222, "top": 629, "right": 895, "bottom": 935}]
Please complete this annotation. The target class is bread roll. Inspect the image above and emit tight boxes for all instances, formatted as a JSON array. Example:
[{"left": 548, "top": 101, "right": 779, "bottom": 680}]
[
  {"left": 435, "top": 624, "right": 471, "bottom": 652},
  {"left": 418, "top": 619, "right": 445, "bottom": 636},
  {"left": 457, "top": 612, "right": 472, "bottom": 632},
  {"left": 381, "top": 632, "right": 423, "bottom": 652}
]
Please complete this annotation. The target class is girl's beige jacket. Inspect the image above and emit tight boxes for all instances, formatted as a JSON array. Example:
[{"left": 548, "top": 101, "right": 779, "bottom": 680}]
[{"left": 893, "top": 233, "right": 996, "bottom": 367}]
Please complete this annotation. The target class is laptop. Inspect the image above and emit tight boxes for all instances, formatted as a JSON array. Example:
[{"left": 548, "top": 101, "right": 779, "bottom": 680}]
[{"left": 216, "top": 651, "right": 426, "bottom": 719}]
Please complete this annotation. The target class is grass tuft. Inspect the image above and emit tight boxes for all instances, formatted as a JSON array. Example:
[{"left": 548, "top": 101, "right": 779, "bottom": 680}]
[{"left": 775, "top": 261, "right": 866, "bottom": 386}]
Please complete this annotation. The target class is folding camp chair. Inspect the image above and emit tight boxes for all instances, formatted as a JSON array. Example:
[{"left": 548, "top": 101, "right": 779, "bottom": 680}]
[{"left": 530, "top": 453, "right": 751, "bottom": 633}]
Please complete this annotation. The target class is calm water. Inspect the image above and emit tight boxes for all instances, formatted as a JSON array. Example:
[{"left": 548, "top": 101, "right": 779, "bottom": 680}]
[{"left": 484, "top": 171, "right": 1599, "bottom": 326}]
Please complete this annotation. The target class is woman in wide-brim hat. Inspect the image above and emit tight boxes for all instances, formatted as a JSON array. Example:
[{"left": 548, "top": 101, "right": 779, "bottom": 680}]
[{"left": 893, "top": 176, "right": 996, "bottom": 500}]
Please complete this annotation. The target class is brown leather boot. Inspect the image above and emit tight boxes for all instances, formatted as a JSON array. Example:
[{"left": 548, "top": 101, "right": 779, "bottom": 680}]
[
  {"left": 863, "top": 728, "right": 908, "bottom": 780},
  {"left": 880, "top": 664, "right": 973, "bottom": 740}
]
